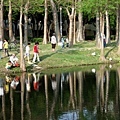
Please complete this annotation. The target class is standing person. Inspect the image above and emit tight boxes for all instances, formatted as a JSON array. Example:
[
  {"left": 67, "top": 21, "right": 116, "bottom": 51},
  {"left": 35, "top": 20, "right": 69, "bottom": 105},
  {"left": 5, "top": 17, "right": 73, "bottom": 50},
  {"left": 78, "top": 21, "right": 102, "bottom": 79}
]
[
  {"left": 24, "top": 42, "right": 31, "bottom": 63},
  {"left": 3, "top": 39, "right": 9, "bottom": 57},
  {"left": 32, "top": 42, "right": 40, "bottom": 63},
  {"left": 51, "top": 33, "right": 57, "bottom": 51},
  {"left": 0, "top": 39, "right": 3, "bottom": 59}
]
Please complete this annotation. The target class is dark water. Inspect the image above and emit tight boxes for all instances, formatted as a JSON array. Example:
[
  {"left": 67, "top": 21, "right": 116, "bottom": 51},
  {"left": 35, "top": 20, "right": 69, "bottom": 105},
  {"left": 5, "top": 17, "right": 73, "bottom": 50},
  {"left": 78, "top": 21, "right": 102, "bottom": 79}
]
[{"left": 0, "top": 65, "right": 119, "bottom": 120}]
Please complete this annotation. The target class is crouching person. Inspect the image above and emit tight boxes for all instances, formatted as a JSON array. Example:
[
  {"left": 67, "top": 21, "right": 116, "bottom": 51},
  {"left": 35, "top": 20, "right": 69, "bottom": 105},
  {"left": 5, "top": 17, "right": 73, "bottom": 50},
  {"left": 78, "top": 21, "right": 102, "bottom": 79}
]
[
  {"left": 5, "top": 60, "right": 12, "bottom": 70},
  {"left": 10, "top": 54, "right": 20, "bottom": 67}
]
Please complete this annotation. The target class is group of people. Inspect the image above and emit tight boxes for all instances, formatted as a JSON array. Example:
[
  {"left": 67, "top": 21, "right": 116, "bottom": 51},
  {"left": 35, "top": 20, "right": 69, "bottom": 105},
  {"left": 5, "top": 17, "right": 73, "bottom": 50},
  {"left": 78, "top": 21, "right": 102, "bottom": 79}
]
[
  {"left": 50, "top": 33, "right": 69, "bottom": 51},
  {"left": 1, "top": 32, "right": 68, "bottom": 71}
]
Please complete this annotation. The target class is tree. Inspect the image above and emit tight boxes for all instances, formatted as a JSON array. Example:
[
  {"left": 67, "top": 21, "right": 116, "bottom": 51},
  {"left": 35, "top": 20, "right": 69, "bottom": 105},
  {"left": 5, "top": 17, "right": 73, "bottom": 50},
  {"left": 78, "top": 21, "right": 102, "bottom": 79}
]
[
  {"left": 50, "top": 0, "right": 60, "bottom": 42},
  {"left": 76, "top": 0, "right": 84, "bottom": 42},
  {"left": 43, "top": 0, "right": 48, "bottom": 44},
  {"left": 19, "top": 0, "right": 26, "bottom": 72},
  {"left": 0, "top": 0, "right": 4, "bottom": 40},
  {"left": 24, "top": 0, "right": 29, "bottom": 45},
  {"left": 66, "top": 6, "right": 75, "bottom": 47},
  {"left": 8, "top": 0, "right": 15, "bottom": 42}
]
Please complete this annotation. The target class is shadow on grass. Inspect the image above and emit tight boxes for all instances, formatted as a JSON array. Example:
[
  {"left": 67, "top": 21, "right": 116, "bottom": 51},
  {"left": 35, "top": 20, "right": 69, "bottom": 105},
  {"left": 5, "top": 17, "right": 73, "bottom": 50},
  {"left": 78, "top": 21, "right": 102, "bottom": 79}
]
[
  {"left": 105, "top": 46, "right": 116, "bottom": 58},
  {"left": 40, "top": 51, "right": 58, "bottom": 61}
]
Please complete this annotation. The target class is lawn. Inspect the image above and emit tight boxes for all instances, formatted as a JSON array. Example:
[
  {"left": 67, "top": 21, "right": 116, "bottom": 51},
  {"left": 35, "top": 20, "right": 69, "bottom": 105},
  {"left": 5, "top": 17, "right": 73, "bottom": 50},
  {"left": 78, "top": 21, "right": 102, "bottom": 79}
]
[{"left": 0, "top": 40, "right": 119, "bottom": 73}]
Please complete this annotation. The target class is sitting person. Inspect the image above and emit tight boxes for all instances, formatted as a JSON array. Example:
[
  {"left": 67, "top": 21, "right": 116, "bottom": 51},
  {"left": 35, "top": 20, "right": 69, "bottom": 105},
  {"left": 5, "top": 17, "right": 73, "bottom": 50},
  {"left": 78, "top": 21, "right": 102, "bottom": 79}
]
[
  {"left": 9, "top": 54, "right": 20, "bottom": 67},
  {"left": 5, "top": 60, "right": 12, "bottom": 70}
]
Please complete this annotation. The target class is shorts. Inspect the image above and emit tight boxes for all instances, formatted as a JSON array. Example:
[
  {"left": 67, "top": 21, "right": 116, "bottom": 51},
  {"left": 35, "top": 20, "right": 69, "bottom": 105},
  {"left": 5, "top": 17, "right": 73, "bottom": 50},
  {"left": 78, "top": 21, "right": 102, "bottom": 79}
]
[{"left": 52, "top": 44, "right": 56, "bottom": 49}]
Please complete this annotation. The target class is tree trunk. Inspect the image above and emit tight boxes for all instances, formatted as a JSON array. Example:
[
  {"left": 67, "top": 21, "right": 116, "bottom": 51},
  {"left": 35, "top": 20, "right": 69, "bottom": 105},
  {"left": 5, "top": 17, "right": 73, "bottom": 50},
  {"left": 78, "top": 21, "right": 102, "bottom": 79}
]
[
  {"left": 66, "top": 7, "right": 74, "bottom": 47},
  {"left": 50, "top": 0, "right": 60, "bottom": 42},
  {"left": 105, "top": 10, "right": 110, "bottom": 44},
  {"left": 116, "top": 5, "right": 119, "bottom": 41},
  {"left": 0, "top": 0, "right": 4, "bottom": 40},
  {"left": 73, "top": 10, "right": 76, "bottom": 44},
  {"left": 76, "top": 0, "right": 84, "bottom": 42},
  {"left": 117, "top": 5, "right": 120, "bottom": 54},
  {"left": 20, "top": 3, "right": 26, "bottom": 72},
  {"left": 43, "top": 0, "right": 48, "bottom": 44},
  {"left": 24, "top": 0, "right": 29, "bottom": 45},
  {"left": 96, "top": 11, "right": 101, "bottom": 48},
  {"left": 8, "top": 0, "right": 14, "bottom": 42}
]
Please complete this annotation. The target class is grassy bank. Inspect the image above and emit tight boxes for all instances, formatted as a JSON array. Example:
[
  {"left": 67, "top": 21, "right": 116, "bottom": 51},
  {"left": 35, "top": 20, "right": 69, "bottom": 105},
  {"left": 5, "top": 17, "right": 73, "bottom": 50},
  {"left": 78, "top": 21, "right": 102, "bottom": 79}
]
[{"left": 0, "top": 40, "right": 119, "bottom": 73}]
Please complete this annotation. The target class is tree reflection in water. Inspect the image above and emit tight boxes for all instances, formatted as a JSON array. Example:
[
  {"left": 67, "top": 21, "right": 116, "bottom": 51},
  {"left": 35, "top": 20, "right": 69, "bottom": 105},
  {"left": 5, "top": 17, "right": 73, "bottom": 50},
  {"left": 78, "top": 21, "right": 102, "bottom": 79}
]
[{"left": 0, "top": 64, "right": 120, "bottom": 119}]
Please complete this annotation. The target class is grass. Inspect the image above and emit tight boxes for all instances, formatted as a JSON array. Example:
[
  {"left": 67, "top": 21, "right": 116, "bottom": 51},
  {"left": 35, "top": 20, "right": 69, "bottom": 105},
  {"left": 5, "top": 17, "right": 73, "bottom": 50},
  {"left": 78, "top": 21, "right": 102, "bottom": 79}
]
[{"left": 0, "top": 40, "right": 120, "bottom": 73}]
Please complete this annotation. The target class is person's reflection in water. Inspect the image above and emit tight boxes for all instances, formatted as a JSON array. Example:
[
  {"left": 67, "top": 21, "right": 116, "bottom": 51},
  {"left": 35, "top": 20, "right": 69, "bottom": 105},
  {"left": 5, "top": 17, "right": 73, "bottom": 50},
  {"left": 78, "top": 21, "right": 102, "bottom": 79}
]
[
  {"left": 26, "top": 73, "right": 32, "bottom": 92},
  {"left": 0, "top": 77, "right": 4, "bottom": 96},
  {"left": 4, "top": 75, "right": 11, "bottom": 94},
  {"left": 10, "top": 76, "right": 20, "bottom": 90},
  {"left": 51, "top": 74, "right": 57, "bottom": 91},
  {"left": 33, "top": 72, "right": 41, "bottom": 91}
]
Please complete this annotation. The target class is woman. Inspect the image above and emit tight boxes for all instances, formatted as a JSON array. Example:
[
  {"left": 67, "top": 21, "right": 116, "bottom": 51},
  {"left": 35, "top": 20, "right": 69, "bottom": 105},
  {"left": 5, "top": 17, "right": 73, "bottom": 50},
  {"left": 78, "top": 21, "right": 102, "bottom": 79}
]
[{"left": 51, "top": 33, "right": 57, "bottom": 51}]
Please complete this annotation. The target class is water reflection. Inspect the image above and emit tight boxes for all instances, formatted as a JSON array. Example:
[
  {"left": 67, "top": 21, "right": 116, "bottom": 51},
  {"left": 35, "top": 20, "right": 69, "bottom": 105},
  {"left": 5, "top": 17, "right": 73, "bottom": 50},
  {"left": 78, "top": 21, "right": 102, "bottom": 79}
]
[{"left": 0, "top": 65, "right": 119, "bottom": 119}]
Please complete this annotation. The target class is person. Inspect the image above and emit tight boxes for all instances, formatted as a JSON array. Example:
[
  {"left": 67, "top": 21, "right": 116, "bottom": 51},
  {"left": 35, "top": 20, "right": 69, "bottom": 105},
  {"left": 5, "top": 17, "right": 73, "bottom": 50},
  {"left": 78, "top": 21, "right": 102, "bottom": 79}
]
[
  {"left": 61, "top": 37, "right": 64, "bottom": 48},
  {"left": 51, "top": 74, "right": 57, "bottom": 91},
  {"left": 5, "top": 60, "right": 12, "bottom": 70},
  {"left": 33, "top": 72, "right": 40, "bottom": 91},
  {"left": 9, "top": 54, "right": 19, "bottom": 67},
  {"left": 3, "top": 39, "right": 9, "bottom": 56},
  {"left": 10, "top": 76, "right": 20, "bottom": 90},
  {"left": 0, "top": 39, "right": 3, "bottom": 59},
  {"left": 32, "top": 42, "right": 40, "bottom": 63},
  {"left": 24, "top": 42, "right": 31, "bottom": 63},
  {"left": 101, "top": 33, "right": 106, "bottom": 48},
  {"left": 66, "top": 37, "right": 69, "bottom": 47},
  {"left": 51, "top": 33, "right": 57, "bottom": 51}
]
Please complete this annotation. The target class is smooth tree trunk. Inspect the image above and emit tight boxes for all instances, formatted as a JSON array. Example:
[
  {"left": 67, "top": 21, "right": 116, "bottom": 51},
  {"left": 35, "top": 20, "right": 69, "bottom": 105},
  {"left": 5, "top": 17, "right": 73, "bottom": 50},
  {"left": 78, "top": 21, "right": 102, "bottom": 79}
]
[
  {"left": 105, "top": 10, "right": 110, "bottom": 44},
  {"left": 43, "top": 0, "right": 48, "bottom": 44},
  {"left": 100, "top": 13, "right": 106, "bottom": 61},
  {"left": 66, "top": 7, "right": 75, "bottom": 47},
  {"left": 117, "top": 5, "right": 120, "bottom": 54},
  {"left": 116, "top": 5, "right": 119, "bottom": 41},
  {"left": 0, "top": 0, "right": 4, "bottom": 40},
  {"left": 24, "top": 0, "right": 29, "bottom": 45},
  {"left": 96, "top": 11, "right": 101, "bottom": 48},
  {"left": 50, "top": 0, "right": 60, "bottom": 42},
  {"left": 76, "top": 0, "right": 84, "bottom": 41},
  {"left": 73, "top": 10, "right": 76, "bottom": 44},
  {"left": 19, "top": 3, "right": 26, "bottom": 72},
  {"left": 8, "top": 0, "right": 14, "bottom": 42}
]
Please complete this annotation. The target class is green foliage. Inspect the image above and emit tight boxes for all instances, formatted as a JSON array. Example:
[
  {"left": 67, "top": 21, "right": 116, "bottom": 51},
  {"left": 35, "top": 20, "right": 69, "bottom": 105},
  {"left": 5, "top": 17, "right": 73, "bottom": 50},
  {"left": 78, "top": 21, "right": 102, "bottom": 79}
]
[{"left": 30, "top": 37, "right": 43, "bottom": 43}]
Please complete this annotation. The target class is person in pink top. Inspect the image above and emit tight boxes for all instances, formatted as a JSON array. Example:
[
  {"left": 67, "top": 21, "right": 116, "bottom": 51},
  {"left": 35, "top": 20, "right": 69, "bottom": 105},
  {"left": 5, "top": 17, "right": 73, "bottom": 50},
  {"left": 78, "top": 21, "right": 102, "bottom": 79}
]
[{"left": 32, "top": 42, "right": 40, "bottom": 63}]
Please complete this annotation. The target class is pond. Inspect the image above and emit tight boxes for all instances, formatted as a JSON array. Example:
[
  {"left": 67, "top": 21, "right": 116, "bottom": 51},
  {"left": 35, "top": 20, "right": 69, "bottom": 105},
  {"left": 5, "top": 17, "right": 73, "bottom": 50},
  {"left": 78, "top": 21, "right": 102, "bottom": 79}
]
[{"left": 0, "top": 64, "right": 119, "bottom": 120}]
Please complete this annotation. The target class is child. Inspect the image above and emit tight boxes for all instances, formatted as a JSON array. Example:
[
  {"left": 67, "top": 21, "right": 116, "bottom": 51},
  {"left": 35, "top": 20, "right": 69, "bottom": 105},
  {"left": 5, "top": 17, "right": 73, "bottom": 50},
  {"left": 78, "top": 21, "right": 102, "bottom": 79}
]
[
  {"left": 5, "top": 60, "right": 12, "bottom": 70},
  {"left": 24, "top": 43, "right": 31, "bottom": 63}
]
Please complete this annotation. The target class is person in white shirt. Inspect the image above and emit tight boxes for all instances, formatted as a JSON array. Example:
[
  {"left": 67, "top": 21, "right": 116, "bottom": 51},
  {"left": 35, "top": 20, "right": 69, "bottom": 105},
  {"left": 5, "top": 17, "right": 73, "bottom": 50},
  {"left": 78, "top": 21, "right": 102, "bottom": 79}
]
[
  {"left": 24, "top": 43, "right": 30, "bottom": 63},
  {"left": 51, "top": 33, "right": 57, "bottom": 51},
  {"left": 10, "top": 53, "right": 19, "bottom": 67}
]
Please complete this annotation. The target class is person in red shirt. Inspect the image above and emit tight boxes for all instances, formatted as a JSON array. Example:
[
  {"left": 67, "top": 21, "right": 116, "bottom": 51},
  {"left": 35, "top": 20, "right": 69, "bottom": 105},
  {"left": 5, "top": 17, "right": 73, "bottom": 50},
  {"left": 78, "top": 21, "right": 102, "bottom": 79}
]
[{"left": 32, "top": 42, "right": 40, "bottom": 63}]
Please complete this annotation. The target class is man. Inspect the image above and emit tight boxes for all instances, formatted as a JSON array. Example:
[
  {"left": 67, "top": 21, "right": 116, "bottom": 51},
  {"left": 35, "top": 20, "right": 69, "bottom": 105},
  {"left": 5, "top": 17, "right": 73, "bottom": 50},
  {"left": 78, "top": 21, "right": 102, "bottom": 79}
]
[{"left": 32, "top": 42, "right": 40, "bottom": 63}]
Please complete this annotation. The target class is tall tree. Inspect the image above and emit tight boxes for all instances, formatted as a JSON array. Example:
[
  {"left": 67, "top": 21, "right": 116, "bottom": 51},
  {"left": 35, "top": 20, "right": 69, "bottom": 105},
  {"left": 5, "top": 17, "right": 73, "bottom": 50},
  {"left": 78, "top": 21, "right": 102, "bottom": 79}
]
[
  {"left": 43, "top": 0, "right": 48, "bottom": 44},
  {"left": 50, "top": 0, "right": 60, "bottom": 42},
  {"left": 0, "top": 0, "right": 4, "bottom": 40},
  {"left": 8, "top": 0, "right": 14, "bottom": 42},
  {"left": 24, "top": 0, "right": 29, "bottom": 45},
  {"left": 76, "top": 0, "right": 84, "bottom": 42},
  {"left": 66, "top": 6, "right": 75, "bottom": 47},
  {"left": 19, "top": 0, "right": 26, "bottom": 72}
]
